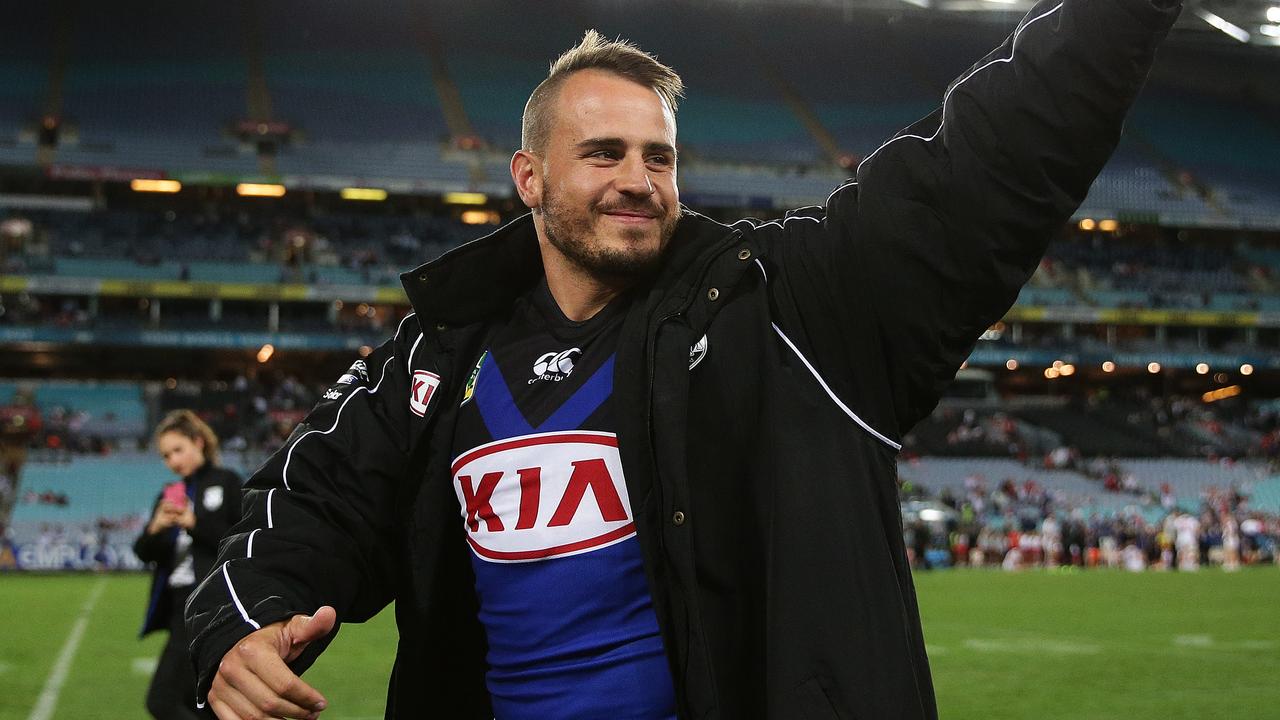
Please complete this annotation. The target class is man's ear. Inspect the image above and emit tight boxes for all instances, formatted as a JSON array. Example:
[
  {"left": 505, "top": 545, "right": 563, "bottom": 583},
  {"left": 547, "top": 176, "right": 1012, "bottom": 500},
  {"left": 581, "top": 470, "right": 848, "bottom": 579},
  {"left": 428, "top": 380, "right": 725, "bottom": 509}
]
[{"left": 511, "top": 150, "right": 543, "bottom": 211}]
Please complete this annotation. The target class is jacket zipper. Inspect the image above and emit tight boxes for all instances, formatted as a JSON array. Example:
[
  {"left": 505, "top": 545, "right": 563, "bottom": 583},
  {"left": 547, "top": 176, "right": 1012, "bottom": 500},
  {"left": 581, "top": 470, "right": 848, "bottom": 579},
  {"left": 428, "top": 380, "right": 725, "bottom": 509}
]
[
  {"left": 643, "top": 229, "right": 744, "bottom": 523},
  {"left": 642, "top": 229, "right": 743, "bottom": 719}
]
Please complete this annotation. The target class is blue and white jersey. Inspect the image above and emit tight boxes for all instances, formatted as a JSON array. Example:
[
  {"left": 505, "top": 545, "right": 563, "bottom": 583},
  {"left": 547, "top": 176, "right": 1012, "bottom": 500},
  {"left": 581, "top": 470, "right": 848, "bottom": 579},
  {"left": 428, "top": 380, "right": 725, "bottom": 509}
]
[{"left": 450, "top": 280, "right": 676, "bottom": 720}]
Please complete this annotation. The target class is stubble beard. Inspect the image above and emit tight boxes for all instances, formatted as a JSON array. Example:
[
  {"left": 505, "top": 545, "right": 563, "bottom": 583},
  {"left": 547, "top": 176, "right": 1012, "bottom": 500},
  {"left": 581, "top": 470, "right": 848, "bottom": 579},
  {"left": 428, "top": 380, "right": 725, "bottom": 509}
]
[{"left": 540, "top": 183, "right": 678, "bottom": 280}]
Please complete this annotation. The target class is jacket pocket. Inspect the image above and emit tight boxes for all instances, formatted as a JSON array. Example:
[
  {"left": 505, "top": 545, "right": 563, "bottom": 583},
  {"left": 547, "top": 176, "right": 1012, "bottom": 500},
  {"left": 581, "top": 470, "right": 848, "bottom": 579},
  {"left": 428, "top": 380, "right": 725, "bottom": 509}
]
[{"left": 789, "top": 676, "right": 843, "bottom": 720}]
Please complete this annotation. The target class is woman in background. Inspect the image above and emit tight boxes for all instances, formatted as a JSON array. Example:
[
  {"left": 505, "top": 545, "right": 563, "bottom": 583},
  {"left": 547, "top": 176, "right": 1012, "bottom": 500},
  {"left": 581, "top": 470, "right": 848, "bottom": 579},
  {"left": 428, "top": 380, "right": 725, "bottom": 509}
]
[{"left": 134, "top": 410, "right": 242, "bottom": 719}]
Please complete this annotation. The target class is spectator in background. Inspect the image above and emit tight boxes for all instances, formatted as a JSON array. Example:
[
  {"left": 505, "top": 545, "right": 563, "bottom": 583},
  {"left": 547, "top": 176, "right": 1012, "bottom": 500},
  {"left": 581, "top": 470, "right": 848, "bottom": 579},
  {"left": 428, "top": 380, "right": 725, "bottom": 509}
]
[
  {"left": 133, "top": 410, "right": 242, "bottom": 720},
  {"left": 0, "top": 388, "right": 40, "bottom": 533},
  {"left": 1174, "top": 511, "right": 1201, "bottom": 571}
]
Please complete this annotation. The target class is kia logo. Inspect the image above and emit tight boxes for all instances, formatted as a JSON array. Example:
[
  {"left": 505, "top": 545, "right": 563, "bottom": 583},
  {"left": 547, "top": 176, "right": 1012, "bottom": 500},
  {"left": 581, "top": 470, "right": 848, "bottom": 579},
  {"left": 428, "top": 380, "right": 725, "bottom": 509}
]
[{"left": 452, "top": 431, "right": 634, "bottom": 562}]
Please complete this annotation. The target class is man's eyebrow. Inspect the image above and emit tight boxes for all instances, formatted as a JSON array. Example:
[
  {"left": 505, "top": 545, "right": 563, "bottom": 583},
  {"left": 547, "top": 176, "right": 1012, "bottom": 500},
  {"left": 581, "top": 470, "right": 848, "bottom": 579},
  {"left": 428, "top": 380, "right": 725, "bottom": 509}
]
[
  {"left": 574, "top": 137, "right": 677, "bottom": 156},
  {"left": 646, "top": 141, "right": 677, "bottom": 157},
  {"left": 575, "top": 137, "right": 625, "bottom": 151}
]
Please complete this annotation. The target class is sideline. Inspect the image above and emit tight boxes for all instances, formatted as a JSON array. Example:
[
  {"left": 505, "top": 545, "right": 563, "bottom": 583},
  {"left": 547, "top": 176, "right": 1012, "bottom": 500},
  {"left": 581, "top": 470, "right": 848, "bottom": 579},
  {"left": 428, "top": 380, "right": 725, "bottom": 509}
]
[{"left": 26, "top": 576, "right": 107, "bottom": 720}]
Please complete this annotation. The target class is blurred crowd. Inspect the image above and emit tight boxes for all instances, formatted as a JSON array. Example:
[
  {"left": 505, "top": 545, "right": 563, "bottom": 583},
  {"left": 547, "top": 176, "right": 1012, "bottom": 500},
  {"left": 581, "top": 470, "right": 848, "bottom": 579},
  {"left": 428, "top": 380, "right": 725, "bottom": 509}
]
[
  {"left": 913, "top": 391, "right": 1280, "bottom": 466},
  {"left": 903, "top": 475, "right": 1280, "bottom": 572},
  {"left": 158, "top": 373, "right": 325, "bottom": 461}
]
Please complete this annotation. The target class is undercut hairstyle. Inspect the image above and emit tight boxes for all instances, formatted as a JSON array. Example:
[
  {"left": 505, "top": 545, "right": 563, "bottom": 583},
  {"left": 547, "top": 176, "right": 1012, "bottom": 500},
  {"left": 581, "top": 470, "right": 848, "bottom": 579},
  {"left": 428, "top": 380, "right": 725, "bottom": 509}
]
[
  {"left": 153, "top": 409, "right": 221, "bottom": 466},
  {"left": 521, "top": 29, "right": 684, "bottom": 153}
]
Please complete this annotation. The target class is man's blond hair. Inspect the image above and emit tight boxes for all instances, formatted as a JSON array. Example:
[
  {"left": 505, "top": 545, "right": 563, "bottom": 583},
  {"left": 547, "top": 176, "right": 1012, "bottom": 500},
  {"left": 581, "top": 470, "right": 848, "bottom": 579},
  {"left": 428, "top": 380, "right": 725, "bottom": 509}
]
[{"left": 521, "top": 30, "right": 684, "bottom": 153}]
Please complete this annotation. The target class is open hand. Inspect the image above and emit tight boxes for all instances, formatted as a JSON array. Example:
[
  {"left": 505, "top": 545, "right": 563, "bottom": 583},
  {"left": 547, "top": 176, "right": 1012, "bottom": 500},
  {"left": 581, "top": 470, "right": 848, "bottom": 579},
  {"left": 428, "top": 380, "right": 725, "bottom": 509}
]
[{"left": 207, "top": 606, "right": 336, "bottom": 720}]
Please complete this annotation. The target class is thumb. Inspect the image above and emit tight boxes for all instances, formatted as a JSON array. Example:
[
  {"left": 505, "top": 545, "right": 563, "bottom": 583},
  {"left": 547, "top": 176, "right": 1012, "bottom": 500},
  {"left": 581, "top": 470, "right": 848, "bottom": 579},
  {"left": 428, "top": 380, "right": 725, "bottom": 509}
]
[{"left": 282, "top": 606, "right": 336, "bottom": 662}]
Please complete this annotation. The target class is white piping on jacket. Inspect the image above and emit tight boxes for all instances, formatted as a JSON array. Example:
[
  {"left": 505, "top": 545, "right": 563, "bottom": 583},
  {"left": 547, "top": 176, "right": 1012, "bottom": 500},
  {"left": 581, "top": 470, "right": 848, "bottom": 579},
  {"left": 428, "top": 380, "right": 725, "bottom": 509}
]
[
  {"left": 764, "top": 3, "right": 1066, "bottom": 449},
  {"left": 280, "top": 312, "right": 419, "bottom": 490},
  {"left": 220, "top": 563, "right": 261, "bottom": 631},
  {"left": 246, "top": 528, "right": 260, "bottom": 558},
  {"left": 210, "top": 312, "right": 419, "bottom": 634},
  {"left": 754, "top": 259, "right": 902, "bottom": 451},
  {"left": 852, "top": 3, "right": 1065, "bottom": 179}
]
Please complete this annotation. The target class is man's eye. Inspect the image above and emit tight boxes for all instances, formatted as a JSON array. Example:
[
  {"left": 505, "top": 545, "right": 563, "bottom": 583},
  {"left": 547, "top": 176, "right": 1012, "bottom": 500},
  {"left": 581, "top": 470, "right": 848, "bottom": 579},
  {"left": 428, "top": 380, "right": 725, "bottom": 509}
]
[
  {"left": 648, "top": 155, "right": 673, "bottom": 166},
  {"left": 590, "top": 150, "right": 618, "bottom": 160}
]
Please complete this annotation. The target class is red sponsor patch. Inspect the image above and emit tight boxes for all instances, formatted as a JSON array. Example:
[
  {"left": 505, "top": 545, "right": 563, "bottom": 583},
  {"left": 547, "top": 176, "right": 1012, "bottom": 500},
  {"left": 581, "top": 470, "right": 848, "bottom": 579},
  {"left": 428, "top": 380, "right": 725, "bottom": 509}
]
[{"left": 409, "top": 370, "right": 441, "bottom": 417}]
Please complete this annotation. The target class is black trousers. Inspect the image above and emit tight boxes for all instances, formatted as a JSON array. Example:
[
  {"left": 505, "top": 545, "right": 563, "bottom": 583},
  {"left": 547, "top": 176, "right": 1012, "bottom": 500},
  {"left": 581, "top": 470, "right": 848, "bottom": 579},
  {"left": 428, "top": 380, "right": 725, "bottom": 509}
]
[{"left": 146, "top": 586, "right": 202, "bottom": 720}]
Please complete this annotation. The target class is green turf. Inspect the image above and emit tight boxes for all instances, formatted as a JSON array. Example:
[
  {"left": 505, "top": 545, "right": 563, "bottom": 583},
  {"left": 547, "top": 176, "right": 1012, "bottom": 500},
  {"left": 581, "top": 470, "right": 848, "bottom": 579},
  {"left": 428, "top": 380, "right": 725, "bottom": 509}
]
[{"left": 1, "top": 568, "right": 1277, "bottom": 719}]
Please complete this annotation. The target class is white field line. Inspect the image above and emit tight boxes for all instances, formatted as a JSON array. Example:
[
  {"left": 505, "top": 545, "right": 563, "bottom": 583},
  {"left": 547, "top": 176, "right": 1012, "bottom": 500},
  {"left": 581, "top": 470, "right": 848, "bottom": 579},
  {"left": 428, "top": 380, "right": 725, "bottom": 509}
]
[
  {"left": 26, "top": 577, "right": 107, "bottom": 720},
  {"left": 963, "top": 637, "right": 1101, "bottom": 655}
]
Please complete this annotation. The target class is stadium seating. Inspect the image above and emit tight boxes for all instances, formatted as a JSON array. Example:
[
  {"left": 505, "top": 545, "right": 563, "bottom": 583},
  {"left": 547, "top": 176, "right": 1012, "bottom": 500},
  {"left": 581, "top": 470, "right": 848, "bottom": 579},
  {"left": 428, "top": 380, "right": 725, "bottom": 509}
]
[
  {"left": 10, "top": 454, "right": 169, "bottom": 524},
  {"left": 1250, "top": 477, "right": 1280, "bottom": 514},
  {"left": 6, "top": 451, "right": 256, "bottom": 546},
  {"left": 1010, "top": 404, "right": 1184, "bottom": 457},
  {"left": 2, "top": 0, "right": 1272, "bottom": 228},
  {"left": 896, "top": 457, "right": 1141, "bottom": 515},
  {"left": 1016, "top": 287, "right": 1077, "bottom": 307},
  {"left": 0, "top": 380, "right": 146, "bottom": 441},
  {"left": 1078, "top": 161, "right": 1213, "bottom": 221},
  {"left": 1116, "top": 458, "right": 1270, "bottom": 506}
]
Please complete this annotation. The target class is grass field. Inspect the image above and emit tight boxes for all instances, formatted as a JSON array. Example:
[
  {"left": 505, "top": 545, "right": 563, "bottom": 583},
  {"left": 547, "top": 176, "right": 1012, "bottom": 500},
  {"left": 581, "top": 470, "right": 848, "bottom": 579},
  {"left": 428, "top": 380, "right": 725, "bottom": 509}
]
[{"left": 2, "top": 568, "right": 1277, "bottom": 719}]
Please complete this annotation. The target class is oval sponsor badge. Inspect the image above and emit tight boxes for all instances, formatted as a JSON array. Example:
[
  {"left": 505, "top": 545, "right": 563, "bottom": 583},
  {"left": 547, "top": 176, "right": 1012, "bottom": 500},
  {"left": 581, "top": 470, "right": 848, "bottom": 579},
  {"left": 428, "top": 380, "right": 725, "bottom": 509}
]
[{"left": 451, "top": 431, "right": 634, "bottom": 563}]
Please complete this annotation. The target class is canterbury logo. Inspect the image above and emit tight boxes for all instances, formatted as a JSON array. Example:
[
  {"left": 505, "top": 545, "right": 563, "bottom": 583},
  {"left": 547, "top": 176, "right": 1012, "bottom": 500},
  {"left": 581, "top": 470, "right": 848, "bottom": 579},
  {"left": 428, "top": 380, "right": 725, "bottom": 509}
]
[{"left": 529, "top": 347, "right": 581, "bottom": 384}]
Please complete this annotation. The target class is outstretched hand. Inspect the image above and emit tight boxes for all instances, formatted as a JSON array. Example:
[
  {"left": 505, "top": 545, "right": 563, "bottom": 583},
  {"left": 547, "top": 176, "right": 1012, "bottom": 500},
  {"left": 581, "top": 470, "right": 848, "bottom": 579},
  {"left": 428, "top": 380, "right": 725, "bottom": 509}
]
[{"left": 207, "top": 606, "right": 336, "bottom": 720}]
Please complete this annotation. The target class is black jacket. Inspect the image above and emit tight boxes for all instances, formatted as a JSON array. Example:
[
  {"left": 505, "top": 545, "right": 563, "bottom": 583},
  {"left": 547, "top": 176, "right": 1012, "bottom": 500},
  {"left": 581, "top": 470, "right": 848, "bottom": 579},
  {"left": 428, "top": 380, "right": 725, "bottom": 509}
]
[
  {"left": 135, "top": 463, "right": 243, "bottom": 636},
  {"left": 187, "top": 0, "right": 1179, "bottom": 716}
]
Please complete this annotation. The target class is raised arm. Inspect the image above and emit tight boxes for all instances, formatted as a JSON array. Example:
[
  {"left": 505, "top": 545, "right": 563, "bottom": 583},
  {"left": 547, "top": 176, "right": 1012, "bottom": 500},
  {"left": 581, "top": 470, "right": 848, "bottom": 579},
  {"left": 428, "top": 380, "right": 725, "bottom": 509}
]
[
  {"left": 184, "top": 313, "right": 424, "bottom": 716},
  {"left": 757, "top": 0, "right": 1180, "bottom": 442}
]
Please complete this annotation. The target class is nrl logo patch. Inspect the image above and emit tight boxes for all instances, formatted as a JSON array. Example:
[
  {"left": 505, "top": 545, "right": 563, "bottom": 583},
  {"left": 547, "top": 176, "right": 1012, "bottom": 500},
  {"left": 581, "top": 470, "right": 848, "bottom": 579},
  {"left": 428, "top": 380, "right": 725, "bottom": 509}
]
[
  {"left": 461, "top": 350, "right": 488, "bottom": 406},
  {"left": 409, "top": 370, "right": 442, "bottom": 417},
  {"left": 689, "top": 334, "right": 709, "bottom": 370}
]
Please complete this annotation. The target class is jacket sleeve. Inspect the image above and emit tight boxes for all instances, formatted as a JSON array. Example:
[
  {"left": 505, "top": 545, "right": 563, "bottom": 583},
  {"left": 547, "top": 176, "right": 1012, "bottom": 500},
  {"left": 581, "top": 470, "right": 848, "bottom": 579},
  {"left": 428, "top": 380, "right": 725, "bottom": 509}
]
[
  {"left": 757, "top": 0, "right": 1180, "bottom": 441},
  {"left": 133, "top": 494, "right": 172, "bottom": 566},
  {"left": 184, "top": 313, "right": 423, "bottom": 702},
  {"left": 186, "top": 469, "right": 244, "bottom": 554}
]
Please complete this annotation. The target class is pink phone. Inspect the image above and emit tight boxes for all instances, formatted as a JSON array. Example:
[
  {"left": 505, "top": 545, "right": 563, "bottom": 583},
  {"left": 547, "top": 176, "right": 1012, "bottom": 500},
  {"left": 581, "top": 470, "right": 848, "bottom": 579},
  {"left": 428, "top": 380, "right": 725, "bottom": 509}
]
[{"left": 162, "top": 482, "right": 188, "bottom": 509}]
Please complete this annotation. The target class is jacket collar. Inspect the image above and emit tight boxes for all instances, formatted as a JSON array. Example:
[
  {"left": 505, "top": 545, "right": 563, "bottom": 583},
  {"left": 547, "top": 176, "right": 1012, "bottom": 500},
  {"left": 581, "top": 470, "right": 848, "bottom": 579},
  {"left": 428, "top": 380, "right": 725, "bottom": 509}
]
[{"left": 399, "top": 207, "right": 741, "bottom": 327}]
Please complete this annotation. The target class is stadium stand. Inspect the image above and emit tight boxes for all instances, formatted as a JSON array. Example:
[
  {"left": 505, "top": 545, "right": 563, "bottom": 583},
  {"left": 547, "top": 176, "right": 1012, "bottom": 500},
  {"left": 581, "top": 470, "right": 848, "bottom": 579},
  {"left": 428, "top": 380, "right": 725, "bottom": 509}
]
[
  {"left": 3, "top": 1, "right": 1279, "bottom": 580},
  {"left": 10, "top": 0, "right": 1276, "bottom": 221},
  {"left": 897, "top": 457, "right": 1145, "bottom": 516},
  {"left": 0, "top": 380, "right": 146, "bottom": 446},
  {"left": 1117, "top": 457, "right": 1270, "bottom": 502},
  {"left": 1251, "top": 476, "right": 1280, "bottom": 514}
]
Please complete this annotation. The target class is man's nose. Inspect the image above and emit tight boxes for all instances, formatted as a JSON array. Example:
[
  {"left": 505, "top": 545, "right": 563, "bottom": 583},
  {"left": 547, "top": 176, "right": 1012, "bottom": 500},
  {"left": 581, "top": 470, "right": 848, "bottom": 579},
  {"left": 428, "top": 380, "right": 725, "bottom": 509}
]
[{"left": 615, "top": 156, "right": 654, "bottom": 197}]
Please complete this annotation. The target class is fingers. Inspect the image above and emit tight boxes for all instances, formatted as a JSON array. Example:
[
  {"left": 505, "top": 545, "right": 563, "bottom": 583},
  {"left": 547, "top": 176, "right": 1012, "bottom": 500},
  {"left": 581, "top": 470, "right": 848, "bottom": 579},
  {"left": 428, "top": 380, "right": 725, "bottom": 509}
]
[
  {"left": 214, "top": 660, "right": 322, "bottom": 719},
  {"left": 210, "top": 622, "right": 329, "bottom": 720},
  {"left": 208, "top": 695, "right": 245, "bottom": 720},
  {"left": 282, "top": 607, "right": 337, "bottom": 661},
  {"left": 211, "top": 679, "right": 320, "bottom": 720}
]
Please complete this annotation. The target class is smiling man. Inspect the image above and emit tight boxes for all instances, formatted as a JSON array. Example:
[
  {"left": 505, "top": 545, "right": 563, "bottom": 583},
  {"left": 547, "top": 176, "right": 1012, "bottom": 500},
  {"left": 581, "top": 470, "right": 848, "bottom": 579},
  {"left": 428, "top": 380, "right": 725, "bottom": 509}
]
[
  {"left": 187, "top": 2, "right": 1181, "bottom": 718},
  {"left": 517, "top": 60, "right": 684, "bottom": 319}
]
